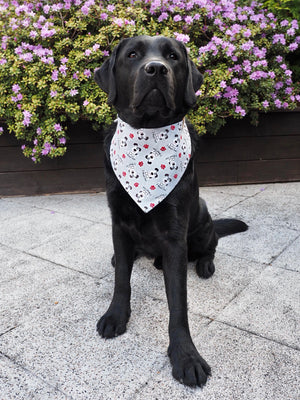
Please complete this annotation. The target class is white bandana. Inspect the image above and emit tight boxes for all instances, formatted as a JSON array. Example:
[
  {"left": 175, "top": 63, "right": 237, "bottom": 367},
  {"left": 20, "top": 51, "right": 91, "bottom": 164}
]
[{"left": 110, "top": 117, "right": 191, "bottom": 213}]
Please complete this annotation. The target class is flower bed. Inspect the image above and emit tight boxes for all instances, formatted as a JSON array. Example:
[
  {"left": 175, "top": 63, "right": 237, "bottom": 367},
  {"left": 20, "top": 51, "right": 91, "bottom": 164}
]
[{"left": 0, "top": 0, "right": 299, "bottom": 164}]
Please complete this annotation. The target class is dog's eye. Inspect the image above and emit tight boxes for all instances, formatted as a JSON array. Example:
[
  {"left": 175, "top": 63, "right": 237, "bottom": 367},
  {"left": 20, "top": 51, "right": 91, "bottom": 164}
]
[
  {"left": 169, "top": 53, "right": 178, "bottom": 60},
  {"left": 128, "top": 51, "right": 137, "bottom": 58}
]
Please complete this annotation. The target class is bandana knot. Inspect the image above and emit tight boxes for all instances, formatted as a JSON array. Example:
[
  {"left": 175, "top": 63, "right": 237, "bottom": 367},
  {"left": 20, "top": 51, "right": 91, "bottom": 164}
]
[{"left": 110, "top": 117, "right": 191, "bottom": 213}]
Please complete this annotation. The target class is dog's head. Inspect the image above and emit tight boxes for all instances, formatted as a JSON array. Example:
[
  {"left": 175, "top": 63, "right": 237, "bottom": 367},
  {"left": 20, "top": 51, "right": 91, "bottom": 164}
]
[{"left": 94, "top": 35, "right": 203, "bottom": 128}]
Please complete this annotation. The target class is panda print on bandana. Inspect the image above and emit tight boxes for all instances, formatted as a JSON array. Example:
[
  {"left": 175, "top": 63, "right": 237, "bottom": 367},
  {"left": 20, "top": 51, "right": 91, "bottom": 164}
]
[{"left": 110, "top": 117, "right": 191, "bottom": 213}]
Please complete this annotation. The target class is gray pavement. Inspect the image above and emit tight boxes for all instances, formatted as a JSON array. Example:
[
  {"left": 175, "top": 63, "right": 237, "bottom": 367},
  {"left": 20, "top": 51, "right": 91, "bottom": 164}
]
[{"left": 0, "top": 182, "right": 299, "bottom": 400}]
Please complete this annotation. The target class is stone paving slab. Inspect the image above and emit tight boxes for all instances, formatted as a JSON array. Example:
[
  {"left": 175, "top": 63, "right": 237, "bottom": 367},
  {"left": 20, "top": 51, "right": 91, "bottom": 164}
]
[
  {"left": 136, "top": 322, "right": 300, "bottom": 400},
  {"left": 128, "top": 253, "right": 265, "bottom": 319},
  {"left": 217, "top": 266, "right": 300, "bottom": 349},
  {"left": 0, "top": 208, "right": 93, "bottom": 252},
  {"left": 4, "top": 193, "right": 111, "bottom": 224},
  {"left": 0, "top": 183, "right": 299, "bottom": 400},
  {"left": 271, "top": 236, "right": 300, "bottom": 273},
  {"left": 216, "top": 183, "right": 300, "bottom": 230},
  {"left": 0, "top": 354, "right": 68, "bottom": 400},
  {"left": 217, "top": 219, "right": 298, "bottom": 264},
  {"left": 29, "top": 222, "right": 113, "bottom": 278}
]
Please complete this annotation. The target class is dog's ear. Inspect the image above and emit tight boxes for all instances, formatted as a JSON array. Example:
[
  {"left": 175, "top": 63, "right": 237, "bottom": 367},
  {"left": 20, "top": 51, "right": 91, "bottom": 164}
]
[
  {"left": 184, "top": 58, "right": 203, "bottom": 108},
  {"left": 176, "top": 40, "right": 203, "bottom": 107},
  {"left": 94, "top": 43, "right": 121, "bottom": 105}
]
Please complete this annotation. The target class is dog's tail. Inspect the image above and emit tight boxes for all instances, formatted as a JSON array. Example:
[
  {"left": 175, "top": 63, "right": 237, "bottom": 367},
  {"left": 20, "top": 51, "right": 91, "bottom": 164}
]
[{"left": 213, "top": 219, "right": 248, "bottom": 238}]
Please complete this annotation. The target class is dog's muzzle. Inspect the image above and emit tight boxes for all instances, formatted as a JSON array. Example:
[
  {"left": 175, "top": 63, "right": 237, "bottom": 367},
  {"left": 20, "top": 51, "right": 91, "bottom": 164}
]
[
  {"left": 144, "top": 61, "right": 169, "bottom": 76},
  {"left": 131, "top": 61, "right": 175, "bottom": 112}
]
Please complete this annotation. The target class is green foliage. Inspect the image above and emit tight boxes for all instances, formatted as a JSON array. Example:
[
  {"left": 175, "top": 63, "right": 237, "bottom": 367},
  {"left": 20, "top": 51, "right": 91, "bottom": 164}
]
[
  {"left": 262, "top": 0, "right": 300, "bottom": 20},
  {"left": 0, "top": 0, "right": 299, "bottom": 162}
]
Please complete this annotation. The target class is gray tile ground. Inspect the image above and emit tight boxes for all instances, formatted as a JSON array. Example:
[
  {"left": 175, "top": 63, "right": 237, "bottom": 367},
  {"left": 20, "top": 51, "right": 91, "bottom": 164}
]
[{"left": 0, "top": 183, "right": 299, "bottom": 400}]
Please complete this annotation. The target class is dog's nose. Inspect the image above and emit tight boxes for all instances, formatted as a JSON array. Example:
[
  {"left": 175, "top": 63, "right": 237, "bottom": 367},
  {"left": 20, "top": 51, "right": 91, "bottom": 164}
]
[{"left": 144, "top": 61, "right": 168, "bottom": 76}]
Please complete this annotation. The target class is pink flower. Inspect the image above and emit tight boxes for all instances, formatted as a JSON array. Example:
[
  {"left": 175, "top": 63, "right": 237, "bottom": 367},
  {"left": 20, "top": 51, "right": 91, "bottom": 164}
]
[
  {"left": 92, "top": 44, "right": 100, "bottom": 52},
  {"left": 81, "top": 5, "right": 89, "bottom": 15},
  {"left": 241, "top": 41, "right": 254, "bottom": 51},
  {"left": 113, "top": 18, "right": 123, "bottom": 27},
  {"left": 275, "top": 99, "right": 282, "bottom": 108},
  {"left": 12, "top": 84, "right": 20, "bottom": 93},
  {"left": 22, "top": 110, "right": 32, "bottom": 126},
  {"left": 287, "top": 28, "right": 295, "bottom": 36},
  {"left": 235, "top": 106, "right": 246, "bottom": 116},
  {"left": 69, "top": 89, "right": 78, "bottom": 96},
  {"left": 84, "top": 69, "right": 91, "bottom": 78},
  {"left": 59, "top": 137, "right": 66, "bottom": 144},
  {"left": 289, "top": 43, "right": 298, "bottom": 51},
  {"left": 262, "top": 100, "right": 269, "bottom": 108},
  {"left": 280, "top": 20, "right": 289, "bottom": 27},
  {"left": 158, "top": 12, "right": 168, "bottom": 22},
  {"left": 54, "top": 123, "right": 62, "bottom": 132},
  {"left": 52, "top": 70, "right": 58, "bottom": 81},
  {"left": 59, "top": 65, "right": 67, "bottom": 75},
  {"left": 83, "top": 100, "right": 89, "bottom": 106},
  {"left": 184, "top": 16, "right": 193, "bottom": 24},
  {"left": 174, "top": 33, "right": 190, "bottom": 43}
]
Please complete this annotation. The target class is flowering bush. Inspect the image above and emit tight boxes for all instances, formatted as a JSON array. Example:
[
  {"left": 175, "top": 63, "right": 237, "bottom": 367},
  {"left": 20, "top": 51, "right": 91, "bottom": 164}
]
[{"left": 0, "top": 0, "right": 299, "bottom": 161}]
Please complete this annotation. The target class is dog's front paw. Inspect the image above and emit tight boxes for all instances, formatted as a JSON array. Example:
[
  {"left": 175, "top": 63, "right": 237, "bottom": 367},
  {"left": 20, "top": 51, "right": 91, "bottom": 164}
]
[
  {"left": 168, "top": 343, "right": 211, "bottom": 387},
  {"left": 97, "top": 307, "right": 130, "bottom": 339},
  {"left": 196, "top": 257, "right": 215, "bottom": 279}
]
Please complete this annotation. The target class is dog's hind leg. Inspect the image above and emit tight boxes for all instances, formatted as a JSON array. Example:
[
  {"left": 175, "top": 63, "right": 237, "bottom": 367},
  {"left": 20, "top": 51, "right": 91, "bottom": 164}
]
[
  {"left": 188, "top": 198, "right": 218, "bottom": 279},
  {"left": 97, "top": 224, "right": 135, "bottom": 338}
]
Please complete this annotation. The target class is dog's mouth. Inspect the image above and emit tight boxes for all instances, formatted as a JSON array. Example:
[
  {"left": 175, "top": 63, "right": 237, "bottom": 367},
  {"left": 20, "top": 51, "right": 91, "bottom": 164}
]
[
  {"left": 140, "top": 88, "right": 165, "bottom": 107},
  {"left": 130, "top": 63, "right": 177, "bottom": 114},
  {"left": 131, "top": 87, "right": 176, "bottom": 116}
]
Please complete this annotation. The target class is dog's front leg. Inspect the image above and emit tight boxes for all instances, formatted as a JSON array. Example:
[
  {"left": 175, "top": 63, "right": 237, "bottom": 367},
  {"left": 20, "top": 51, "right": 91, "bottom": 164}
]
[
  {"left": 163, "top": 243, "right": 211, "bottom": 387},
  {"left": 97, "top": 224, "right": 134, "bottom": 338}
]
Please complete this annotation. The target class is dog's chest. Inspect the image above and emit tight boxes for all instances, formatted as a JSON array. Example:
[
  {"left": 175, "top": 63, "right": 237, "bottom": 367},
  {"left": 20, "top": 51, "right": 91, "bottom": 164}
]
[{"left": 110, "top": 118, "right": 191, "bottom": 213}]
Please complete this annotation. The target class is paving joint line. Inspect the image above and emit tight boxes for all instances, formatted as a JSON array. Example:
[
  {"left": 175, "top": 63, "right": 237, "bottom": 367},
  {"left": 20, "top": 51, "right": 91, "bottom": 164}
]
[
  {"left": 268, "top": 232, "right": 300, "bottom": 265},
  {"left": 214, "top": 320, "right": 300, "bottom": 352},
  {"left": 25, "top": 250, "right": 111, "bottom": 280},
  {"left": 0, "top": 242, "right": 111, "bottom": 281},
  {"left": 0, "top": 351, "right": 74, "bottom": 399},
  {"left": 0, "top": 326, "right": 18, "bottom": 338}
]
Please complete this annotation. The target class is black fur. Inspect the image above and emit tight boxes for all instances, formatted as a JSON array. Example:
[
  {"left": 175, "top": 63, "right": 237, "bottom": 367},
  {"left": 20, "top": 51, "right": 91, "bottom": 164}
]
[{"left": 94, "top": 35, "right": 248, "bottom": 387}]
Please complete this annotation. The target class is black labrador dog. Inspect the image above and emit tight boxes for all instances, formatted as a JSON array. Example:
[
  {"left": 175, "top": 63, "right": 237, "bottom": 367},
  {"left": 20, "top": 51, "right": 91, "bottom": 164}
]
[{"left": 94, "top": 35, "right": 247, "bottom": 387}]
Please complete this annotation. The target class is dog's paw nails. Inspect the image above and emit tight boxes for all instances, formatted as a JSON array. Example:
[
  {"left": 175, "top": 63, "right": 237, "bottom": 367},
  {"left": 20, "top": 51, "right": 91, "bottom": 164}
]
[
  {"left": 96, "top": 310, "right": 129, "bottom": 339},
  {"left": 169, "top": 345, "right": 211, "bottom": 387},
  {"left": 196, "top": 259, "right": 215, "bottom": 279}
]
